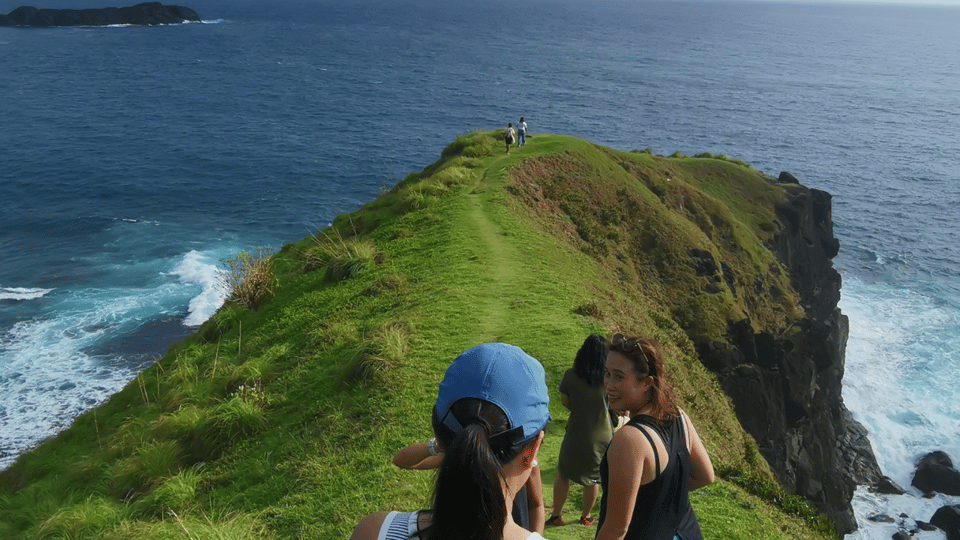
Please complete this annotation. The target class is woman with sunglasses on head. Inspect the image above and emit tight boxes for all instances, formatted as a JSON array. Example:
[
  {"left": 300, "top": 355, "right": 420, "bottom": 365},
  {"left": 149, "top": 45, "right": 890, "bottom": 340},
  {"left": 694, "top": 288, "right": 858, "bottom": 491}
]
[
  {"left": 595, "top": 334, "right": 715, "bottom": 540},
  {"left": 350, "top": 342, "right": 551, "bottom": 540}
]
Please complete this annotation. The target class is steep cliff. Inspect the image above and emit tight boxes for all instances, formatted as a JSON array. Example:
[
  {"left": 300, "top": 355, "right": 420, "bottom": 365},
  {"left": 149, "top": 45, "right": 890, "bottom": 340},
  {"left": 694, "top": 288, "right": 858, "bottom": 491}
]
[
  {"left": 701, "top": 176, "right": 881, "bottom": 533},
  {"left": 507, "top": 144, "right": 881, "bottom": 534}
]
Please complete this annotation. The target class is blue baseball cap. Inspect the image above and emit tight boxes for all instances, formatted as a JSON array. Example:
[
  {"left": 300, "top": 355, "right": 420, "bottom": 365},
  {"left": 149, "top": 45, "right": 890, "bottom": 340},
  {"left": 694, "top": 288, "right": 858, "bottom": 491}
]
[{"left": 434, "top": 343, "right": 550, "bottom": 445}]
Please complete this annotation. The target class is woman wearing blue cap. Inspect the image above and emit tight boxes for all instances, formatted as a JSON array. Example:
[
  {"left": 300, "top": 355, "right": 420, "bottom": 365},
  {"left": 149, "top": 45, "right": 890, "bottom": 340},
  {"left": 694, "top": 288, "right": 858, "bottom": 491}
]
[{"left": 351, "top": 342, "right": 552, "bottom": 540}]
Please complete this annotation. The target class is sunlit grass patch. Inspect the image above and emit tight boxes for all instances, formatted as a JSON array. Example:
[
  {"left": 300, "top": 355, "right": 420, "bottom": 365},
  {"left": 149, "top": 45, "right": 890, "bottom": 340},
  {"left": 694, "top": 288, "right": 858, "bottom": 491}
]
[
  {"left": 302, "top": 229, "right": 383, "bottom": 280},
  {"left": 100, "top": 511, "right": 279, "bottom": 540},
  {"left": 110, "top": 440, "right": 181, "bottom": 499},
  {"left": 342, "top": 323, "right": 410, "bottom": 385},
  {"left": 36, "top": 496, "right": 128, "bottom": 540},
  {"left": 137, "top": 467, "right": 203, "bottom": 516}
]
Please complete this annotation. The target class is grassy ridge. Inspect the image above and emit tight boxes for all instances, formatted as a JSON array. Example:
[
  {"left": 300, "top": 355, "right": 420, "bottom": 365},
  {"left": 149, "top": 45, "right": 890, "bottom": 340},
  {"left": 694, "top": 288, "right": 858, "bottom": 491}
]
[{"left": 0, "top": 132, "right": 836, "bottom": 539}]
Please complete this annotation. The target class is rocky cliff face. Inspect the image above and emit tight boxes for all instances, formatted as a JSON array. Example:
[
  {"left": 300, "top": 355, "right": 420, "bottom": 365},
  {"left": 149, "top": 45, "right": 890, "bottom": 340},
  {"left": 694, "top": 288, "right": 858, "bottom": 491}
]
[
  {"left": 0, "top": 3, "right": 200, "bottom": 27},
  {"left": 700, "top": 173, "right": 881, "bottom": 534}
]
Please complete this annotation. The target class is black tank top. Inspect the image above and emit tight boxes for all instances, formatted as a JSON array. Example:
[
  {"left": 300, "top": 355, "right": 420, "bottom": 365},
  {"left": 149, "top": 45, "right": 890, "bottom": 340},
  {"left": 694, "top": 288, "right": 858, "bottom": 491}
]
[{"left": 597, "top": 413, "right": 702, "bottom": 540}]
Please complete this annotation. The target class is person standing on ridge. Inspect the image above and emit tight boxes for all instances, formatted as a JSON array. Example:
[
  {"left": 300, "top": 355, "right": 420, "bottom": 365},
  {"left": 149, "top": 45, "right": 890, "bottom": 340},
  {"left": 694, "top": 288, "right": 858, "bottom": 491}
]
[
  {"left": 547, "top": 334, "right": 612, "bottom": 528},
  {"left": 595, "top": 333, "right": 714, "bottom": 540},
  {"left": 505, "top": 122, "right": 516, "bottom": 154},
  {"left": 518, "top": 117, "right": 527, "bottom": 146}
]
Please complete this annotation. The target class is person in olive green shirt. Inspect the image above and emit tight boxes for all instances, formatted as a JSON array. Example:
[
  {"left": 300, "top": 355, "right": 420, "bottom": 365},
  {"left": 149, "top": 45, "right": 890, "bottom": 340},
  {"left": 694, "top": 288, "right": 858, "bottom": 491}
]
[{"left": 548, "top": 335, "right": 613, "bottom": 527}]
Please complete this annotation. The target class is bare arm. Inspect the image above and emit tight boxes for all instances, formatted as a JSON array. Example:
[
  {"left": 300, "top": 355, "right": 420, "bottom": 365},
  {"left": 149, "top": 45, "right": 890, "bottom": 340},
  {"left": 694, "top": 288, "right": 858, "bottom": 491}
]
[
  {"left": 392, "top": 440, "right": 443, "bottom": 470},
  {"left": 350, "top": 512, "right": 389, "bottom": 540},
  {"left": 682, "top": 412, "right": 715, "bottom": 490},
  {"left": 526, "top": 462, "right": 545, "bottom": 534},
  {"left": 594, "top": 430, "right": 646, "bottom": 540}
]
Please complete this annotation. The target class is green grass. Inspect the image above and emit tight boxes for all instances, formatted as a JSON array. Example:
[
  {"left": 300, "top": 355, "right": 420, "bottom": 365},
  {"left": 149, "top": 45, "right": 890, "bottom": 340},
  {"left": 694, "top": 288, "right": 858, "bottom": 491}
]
[{"left": 0, "top": 131, "right": 837, "bottom": 540}]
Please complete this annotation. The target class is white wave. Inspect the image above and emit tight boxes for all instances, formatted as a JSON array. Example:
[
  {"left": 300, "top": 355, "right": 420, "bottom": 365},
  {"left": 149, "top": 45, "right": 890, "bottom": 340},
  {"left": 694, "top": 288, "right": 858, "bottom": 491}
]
[
  {"left": 171, "top": 250, "right": 225, "bottom": 327},
  {"left": 841, "top": 276, "right": 960, "bottom": 538},
  {"left": 846, "top": 487, "right": 959, "bottom": 540},
  {"left": 0, "top": 286, "right": 54, "bottom": 301},
  {"left": 0, "top": 312, "right": 137, "bottom": 470}
]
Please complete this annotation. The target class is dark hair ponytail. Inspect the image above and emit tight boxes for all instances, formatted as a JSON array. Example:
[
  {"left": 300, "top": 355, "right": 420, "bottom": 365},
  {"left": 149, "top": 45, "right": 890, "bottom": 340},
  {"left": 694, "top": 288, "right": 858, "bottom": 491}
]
[
  {"left": 426, "top": 399, "right": 523, "bottom": 540},
  {"left": 430, "top": 424, "right": 506, "bottom": 540},
  {"left": 573, "top": 334, "right": 607, "bottom": 386}
]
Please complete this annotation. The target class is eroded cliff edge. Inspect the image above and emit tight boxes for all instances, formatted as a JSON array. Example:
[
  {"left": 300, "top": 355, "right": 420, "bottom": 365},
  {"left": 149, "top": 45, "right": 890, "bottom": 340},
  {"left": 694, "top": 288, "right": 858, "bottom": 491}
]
[
  {"left": 700, "top": 173, "right": 881, "bottom": 533},
  {"left": 508, "top": 144, "right": 882, "bottom": 535}
]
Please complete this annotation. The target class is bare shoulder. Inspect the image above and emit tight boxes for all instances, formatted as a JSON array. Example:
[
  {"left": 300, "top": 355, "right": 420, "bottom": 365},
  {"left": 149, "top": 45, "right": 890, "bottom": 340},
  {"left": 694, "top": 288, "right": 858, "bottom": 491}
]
[
  {"left": 350, "top": 511, "right": 391, "bottom": 540},
  {"left": 609, "top": 421, "right": 648, "bottom": 458}
]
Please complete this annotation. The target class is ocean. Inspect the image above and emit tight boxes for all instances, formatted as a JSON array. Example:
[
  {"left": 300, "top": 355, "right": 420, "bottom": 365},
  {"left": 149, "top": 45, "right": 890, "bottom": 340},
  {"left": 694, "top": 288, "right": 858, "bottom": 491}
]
[{"left": 1, "top": 0, "right": 958, "bottom": 537}]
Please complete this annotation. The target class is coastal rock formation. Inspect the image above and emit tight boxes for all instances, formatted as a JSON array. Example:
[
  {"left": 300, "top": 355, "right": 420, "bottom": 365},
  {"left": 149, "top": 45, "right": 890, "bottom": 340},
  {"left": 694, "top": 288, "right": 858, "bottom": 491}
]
[
  {"left": 913, "top": 451, "right": 960, "bottom": 496},
  {"left": 699, "top": 176, "right": 881, "bottom": 534},
  {"left": 0, "top": 2, "right": 200, "bottom": 27},
  {"left": 931, "top": 505, "right": 960, "bottom": 540}
]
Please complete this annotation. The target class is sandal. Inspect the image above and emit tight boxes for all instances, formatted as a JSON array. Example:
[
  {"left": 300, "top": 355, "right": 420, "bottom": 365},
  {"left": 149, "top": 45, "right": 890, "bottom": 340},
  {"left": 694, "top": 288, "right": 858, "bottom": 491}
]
[
  {"left": 579, "top": 516, "right": 595, "bottom": 526},
  {"left": 546, "top": 515, "right": 564, "bottom": 527}
]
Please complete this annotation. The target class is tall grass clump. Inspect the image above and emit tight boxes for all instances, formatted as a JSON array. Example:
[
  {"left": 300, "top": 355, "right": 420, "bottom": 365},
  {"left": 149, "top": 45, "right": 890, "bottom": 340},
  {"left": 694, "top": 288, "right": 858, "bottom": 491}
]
[
  {"left": 440, "top": 130, "right": 499, "bottom": 159},
  {"left": 218, "top": 247, "right": 277, "bottom": 309},
  {"left": 110, "top": 440, "right": 181, "bottom": 498},
  {"left": 137, "top": 467, "right": 203, "bottom": 515},
  {"left": 100, "top": 511, "right": 279, "bottom": 540},
  {"left": 403, "top": 184, "right": 433, "bottom": 210},
  {"left": 210, "top": 396, "right": 267, "bottom": 444},
  {"left": 343, "top": 323, "right": 409, "bottom": 385},
  {"left": 303, "top": 229, "right": 383, "bottom": 281},
  {"left": 36, "top": 496, "right": 127, "bottom": 540}
]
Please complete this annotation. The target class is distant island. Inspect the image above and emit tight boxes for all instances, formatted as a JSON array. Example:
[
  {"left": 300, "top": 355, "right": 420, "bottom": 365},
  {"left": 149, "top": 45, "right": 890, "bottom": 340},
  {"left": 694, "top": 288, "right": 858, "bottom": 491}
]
[{"left": 0, "top": 2, "right": 200, "bottom": 27}]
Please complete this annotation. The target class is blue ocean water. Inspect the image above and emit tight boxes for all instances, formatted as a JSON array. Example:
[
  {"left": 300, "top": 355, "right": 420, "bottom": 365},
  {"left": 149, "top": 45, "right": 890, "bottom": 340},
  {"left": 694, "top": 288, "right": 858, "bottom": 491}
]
[{"left": 1, "top": 1, "right": 958, "bottom": 536}]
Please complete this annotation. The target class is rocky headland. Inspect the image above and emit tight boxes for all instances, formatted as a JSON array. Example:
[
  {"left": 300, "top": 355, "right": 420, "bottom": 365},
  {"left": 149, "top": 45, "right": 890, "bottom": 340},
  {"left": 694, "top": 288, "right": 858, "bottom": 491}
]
[
  {"left": 0, "top": 2, "right": 200, "bottom": 27},
  {"left": 0, "top": 133, "right": 887, "bottom": 538},
  {"left": 699, "top": 172, "right": 881, "bottom": 533}
]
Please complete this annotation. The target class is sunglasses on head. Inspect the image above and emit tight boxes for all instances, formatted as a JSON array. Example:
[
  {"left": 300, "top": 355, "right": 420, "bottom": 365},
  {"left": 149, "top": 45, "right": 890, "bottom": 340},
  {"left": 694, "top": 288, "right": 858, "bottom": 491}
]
[{"left": 610, "top": 333, "right": 655, "bottom": 377}]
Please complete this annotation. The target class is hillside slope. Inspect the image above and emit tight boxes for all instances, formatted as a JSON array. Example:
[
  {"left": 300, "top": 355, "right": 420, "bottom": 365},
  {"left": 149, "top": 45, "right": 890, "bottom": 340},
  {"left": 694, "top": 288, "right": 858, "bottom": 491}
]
[{"left": 0, "top": 132, "right": 859, "bottom": 539}]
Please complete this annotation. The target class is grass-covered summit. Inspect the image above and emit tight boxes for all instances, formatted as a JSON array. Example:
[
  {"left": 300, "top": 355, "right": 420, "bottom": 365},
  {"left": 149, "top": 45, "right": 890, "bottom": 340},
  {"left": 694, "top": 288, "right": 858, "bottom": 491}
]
[{"left": 0, "top": 132, "right": 842, "bottom": 540}]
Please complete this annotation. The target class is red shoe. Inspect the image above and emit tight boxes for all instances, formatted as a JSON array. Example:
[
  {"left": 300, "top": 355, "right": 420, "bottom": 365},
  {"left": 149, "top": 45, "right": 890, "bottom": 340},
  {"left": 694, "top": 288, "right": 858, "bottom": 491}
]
[
  {"left": 546, "top": 515, "right": 564, "bottom": 527},
  {"left": 579, "top": 516, "right": 595, "bottom": 526}
]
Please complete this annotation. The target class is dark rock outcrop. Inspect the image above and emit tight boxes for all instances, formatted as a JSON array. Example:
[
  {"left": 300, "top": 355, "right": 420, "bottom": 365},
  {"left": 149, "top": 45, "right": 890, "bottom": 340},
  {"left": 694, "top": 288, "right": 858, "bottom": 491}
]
[
  {"left": 698, "top": 176, "right": 881, "bottom": 534},
  {"left": 0, "top": 2, "right": 200, "bottom": 27},
  {"left": 931, "top": 505, "right": 960, "bottom": 540},
  {"left": 913, "top": 451, "right": 960, "bottom": 496},
  {"left": 873, "top": 475, "right": 907, "bottom": 496}
]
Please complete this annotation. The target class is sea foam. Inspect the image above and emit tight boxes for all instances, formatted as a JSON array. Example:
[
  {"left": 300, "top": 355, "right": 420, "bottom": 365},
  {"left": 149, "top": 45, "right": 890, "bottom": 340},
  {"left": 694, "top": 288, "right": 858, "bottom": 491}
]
[
  {"left": 0, "top": 287, "right": 53, "bottom": 301},
  {"left": 841, "top": 276, "right": 960, "bottom": 538},
  {"left": 171, "top": 250, "right": 225, "bottom": 327}
]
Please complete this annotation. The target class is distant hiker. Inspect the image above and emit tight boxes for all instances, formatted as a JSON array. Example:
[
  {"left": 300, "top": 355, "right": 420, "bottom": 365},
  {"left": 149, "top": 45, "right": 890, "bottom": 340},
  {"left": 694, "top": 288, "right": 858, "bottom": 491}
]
[
  {"left": 518, "top": 117, "right": 528, "bottom": 146},
  {"left": 595, "top": 334, "right": 715, "bottom": 540},
  {"left": 547, "top": 334, "right": 612, "bottom": 528},
  {"left": 350, "top": 343, "right": 551, "bottom": 540},
  {"left": 505, "top": 123, "right": 516, "bottom": 154}
]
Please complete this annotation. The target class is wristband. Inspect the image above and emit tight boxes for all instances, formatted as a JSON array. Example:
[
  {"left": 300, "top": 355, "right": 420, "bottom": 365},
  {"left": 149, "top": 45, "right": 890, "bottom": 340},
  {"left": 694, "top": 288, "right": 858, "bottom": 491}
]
[{"left": 427, "top": 437, "right": 439, "bottom": 456}]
